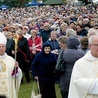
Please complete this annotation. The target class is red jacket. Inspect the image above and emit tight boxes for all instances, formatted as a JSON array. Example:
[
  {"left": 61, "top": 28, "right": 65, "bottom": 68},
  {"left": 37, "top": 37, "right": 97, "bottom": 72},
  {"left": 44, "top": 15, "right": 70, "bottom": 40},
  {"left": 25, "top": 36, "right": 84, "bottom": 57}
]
[{"left": 28, "top": 36, "right": 42, "bottom": 53}]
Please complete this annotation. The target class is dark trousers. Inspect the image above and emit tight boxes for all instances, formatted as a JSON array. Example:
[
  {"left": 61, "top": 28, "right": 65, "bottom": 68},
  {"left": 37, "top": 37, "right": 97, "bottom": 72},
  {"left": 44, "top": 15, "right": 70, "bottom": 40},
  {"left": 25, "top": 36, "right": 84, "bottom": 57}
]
[
  {"left": 29, "top": 54, "right": 35, "bottom": 70},
  {"left": 18, "top": 60, "right": 30, "bottom": 83},
  {"left": 39, "top": 82, "right": 56, "bottom": 98},
  {"left": 60, "top": 90, "right": 68, "bottom": 98}
]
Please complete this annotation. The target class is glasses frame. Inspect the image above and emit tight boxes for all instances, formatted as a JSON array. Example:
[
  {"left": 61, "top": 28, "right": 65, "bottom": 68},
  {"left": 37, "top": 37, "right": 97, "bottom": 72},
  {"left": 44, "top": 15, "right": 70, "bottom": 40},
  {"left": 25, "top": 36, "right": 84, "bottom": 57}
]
[{"left": 91, "top": 44, "right": 98, "bottom": 46}]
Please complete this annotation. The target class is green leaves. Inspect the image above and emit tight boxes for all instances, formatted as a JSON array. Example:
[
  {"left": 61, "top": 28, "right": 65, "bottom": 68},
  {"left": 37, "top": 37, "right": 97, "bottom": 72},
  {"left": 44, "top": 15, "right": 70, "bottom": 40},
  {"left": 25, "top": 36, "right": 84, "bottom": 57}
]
[
  {"left": 0, "top": 0, "right": 29, "bottom": 7},
  {"left": 78, "top": 0, "right": 89, "bottom": 5}
]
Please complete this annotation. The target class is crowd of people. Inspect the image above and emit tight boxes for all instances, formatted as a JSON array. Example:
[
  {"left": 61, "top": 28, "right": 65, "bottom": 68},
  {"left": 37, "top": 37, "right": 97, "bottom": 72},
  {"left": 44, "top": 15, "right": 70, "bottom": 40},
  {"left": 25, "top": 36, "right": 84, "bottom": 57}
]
[{"left": 0, "top": 3, "right": 98, "bottom": 98}]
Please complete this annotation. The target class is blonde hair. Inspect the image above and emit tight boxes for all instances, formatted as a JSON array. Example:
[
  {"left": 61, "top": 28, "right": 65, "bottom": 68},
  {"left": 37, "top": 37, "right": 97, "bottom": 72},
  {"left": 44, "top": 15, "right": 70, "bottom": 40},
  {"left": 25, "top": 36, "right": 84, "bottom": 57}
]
[
  {"left": 16, "top": 29, "right": 23, "bottom": 35},
  {"left": 30, "top": 30, "right": 37, "bottom": 35},
  {"left": 58, "top": 36, "right": 67, "bottom": 44}
]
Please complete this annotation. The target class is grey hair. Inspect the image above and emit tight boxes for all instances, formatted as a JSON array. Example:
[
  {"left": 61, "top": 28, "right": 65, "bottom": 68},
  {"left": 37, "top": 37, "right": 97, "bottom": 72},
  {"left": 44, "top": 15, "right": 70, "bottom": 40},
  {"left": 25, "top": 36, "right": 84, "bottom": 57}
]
[
  {"left": 83, "top": 18, "right": 89, "bottom": 22},
  {"left": 60, "top": 23, "right": 68, "bottom": 28},
  {"left": 66, "top": 28, "right": 76, "bottom": 37},
  {"left": 44, "top": 22, "right": 50, "bottom": 27},
  {"left": 58, "top": 36, "right": 67, "bottom": 44},
  {"left": 50, "top": 30, "right": 58, "bottom": 34},
  {"left": 88, "top": 35, "right": 96, "bottom": 45},
  {"left": 87, "top": 28, "right": 98, "bottom": 37},
  {"left": 66, "top": 36, "right": 80, "bottom": 49}
]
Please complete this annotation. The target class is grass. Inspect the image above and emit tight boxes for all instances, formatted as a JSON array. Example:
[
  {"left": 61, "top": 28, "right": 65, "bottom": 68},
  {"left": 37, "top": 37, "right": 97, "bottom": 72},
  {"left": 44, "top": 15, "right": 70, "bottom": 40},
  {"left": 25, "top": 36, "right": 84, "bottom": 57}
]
[{"left": 18, "top": 75, "right": 62, "bottom": 98}]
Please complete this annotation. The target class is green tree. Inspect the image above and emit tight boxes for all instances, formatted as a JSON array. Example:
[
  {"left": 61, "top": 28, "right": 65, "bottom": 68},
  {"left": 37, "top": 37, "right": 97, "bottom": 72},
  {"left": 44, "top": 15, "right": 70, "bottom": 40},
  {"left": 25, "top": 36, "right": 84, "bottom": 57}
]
[
  {"left": 78, "top": 0, "right": 89, "bottom": 5},
  {"left": 0, "top": 0, "right": 30, "bottom": 7},
  {"left": 42, "top": 0, "right": 47, "bottom": 2},
  {"left": 42, "top": 0, "right": 66, "bottom": 2}
]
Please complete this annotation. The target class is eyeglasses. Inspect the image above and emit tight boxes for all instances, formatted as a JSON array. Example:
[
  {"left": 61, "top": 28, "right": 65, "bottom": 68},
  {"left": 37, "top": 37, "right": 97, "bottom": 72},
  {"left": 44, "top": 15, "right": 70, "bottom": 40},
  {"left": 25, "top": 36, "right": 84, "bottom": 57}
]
[
  {"left": 91, "top": 44, "right": 98, "bottom": 46},
  {"left": 44, "top": 25, "right": 48, "bottom": 27}
]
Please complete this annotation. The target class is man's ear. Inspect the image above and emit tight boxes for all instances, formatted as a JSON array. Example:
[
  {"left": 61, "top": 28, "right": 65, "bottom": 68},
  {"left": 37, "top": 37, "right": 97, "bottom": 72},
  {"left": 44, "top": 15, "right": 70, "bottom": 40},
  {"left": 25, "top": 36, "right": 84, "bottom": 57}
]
[
  {"left": 5, "top": 46, "right": 6, "bottom": 51},
  {"left": 88, "top": 44, "right": 91, "bottom": 49}
]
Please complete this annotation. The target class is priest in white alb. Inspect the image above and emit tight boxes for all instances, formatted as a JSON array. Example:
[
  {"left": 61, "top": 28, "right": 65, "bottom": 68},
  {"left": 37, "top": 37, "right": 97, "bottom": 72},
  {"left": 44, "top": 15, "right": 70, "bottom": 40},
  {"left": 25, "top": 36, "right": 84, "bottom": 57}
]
[
  {"left": 0, "top": 32, "right": 22, "bottom": 98},
  {"left": 68, "top": 35, "right": 98, "bottom": 98}
]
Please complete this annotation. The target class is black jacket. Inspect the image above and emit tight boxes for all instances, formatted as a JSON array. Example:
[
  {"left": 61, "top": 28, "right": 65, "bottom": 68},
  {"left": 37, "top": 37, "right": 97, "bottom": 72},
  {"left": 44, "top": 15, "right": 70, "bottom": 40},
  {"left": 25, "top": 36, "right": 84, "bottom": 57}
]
[
  {"left": 40, "top": 29, "right": 52, "bottom": 43},
  {"left": 6, "top": 39, "right": 15, "bottom": 57},
  {"left": 17, "top": 36, "right": 30, "bottom": 61},
  {"left": 31, "top": 42, "right": 56, "bottom": 83},
  {"left": 77, "top": 29, "right": 88, "bottom": 36}
]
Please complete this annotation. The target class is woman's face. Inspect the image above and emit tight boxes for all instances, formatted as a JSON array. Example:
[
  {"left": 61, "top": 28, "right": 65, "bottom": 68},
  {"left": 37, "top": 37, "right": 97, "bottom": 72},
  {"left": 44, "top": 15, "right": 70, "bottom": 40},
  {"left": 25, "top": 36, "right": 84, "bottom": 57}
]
[
  {"left": 61, "top": 25, "right": 67, "bottom": 32},
  {"left": 23, "top": 29, "right": 28, "bottom": 34},
  {"left": 59, "top": 42, "right": 66, "bottom": 50},
  {"left": 31, "top": 32, "right": 36, "bottom": 38},
  {"left": 44, "top": 47, "right": 51, "bottom": 54}
]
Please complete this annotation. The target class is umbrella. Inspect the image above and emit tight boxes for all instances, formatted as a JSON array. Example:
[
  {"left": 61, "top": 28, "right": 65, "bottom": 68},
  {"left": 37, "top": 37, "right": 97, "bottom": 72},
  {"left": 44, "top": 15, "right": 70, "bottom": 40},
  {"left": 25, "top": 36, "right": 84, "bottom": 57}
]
[
  {"left": 25, "top": 0, "right": 44, "bottom": 6},
  {"left": 0, "top": 4, "right": 9, "bottom": 10}
]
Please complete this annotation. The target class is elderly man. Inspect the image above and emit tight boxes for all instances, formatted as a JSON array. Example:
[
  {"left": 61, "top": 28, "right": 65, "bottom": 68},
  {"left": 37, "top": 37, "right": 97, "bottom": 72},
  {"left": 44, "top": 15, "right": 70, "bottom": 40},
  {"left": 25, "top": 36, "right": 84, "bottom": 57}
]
[
  {"left": 0, "top": 32, "right": 22, "bottom": 98},
  {"left": 39, "top": 22, "right": 52, "bottom": 43},
  {"left": 68, "top": 35, "right": 98, "bottom": 98}
]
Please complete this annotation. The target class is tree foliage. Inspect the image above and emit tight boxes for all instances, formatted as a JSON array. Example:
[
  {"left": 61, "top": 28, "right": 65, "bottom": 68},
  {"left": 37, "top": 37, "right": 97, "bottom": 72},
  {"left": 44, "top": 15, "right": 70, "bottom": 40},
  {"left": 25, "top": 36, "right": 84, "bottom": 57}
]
[
  {"left": 78, "top": 0, "right": 90, "bottom": 5},
  {"left": 0, "top": 0, "right": 29, "bottom": 7},
  {"left": 42, "top": 0, "right": 65, "bottom": 2},
  {"left": 0, "top": 0, "right": 66, "bottom": 7}
]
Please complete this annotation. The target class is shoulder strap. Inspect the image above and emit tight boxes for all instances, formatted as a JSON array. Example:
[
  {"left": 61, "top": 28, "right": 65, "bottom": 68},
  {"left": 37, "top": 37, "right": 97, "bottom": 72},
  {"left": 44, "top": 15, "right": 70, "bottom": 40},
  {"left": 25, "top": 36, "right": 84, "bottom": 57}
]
[
  {"left": 55, "top": 50, "right": 64, "bottom": 69},
  {"left": 17, "top": 47, "right": 27, "bottom": 59},
  {"left": 57, "top": 50, "right": 63, "bottom": 60}
]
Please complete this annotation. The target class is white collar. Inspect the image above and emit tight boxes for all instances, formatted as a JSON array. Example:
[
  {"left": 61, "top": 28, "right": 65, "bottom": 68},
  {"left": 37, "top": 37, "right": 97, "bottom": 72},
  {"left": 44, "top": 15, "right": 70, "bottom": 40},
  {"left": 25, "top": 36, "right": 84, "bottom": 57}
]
[
  {"left": 0, "top": 53, "right": 7, "bottom": 59},
  {"left": 85, "top": 51, "right": 98, "bottom": 61}
]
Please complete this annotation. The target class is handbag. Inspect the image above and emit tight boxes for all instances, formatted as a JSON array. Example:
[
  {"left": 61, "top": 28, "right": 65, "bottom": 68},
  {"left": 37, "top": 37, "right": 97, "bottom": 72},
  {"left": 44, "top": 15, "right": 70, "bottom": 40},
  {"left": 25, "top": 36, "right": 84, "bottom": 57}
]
[
  {"left": 54, "top": 50, "right": 65, "bottom": 76},
  {"left": 31, "top": 79, "right": 41, "bottom": 98}
]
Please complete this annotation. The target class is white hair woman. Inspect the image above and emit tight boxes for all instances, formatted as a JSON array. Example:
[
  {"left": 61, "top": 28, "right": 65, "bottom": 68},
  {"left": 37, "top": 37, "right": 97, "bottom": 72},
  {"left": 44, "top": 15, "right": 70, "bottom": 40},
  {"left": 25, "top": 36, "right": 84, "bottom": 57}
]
[
  {"left": 87, "top": 28, "right": 98, "bottom": 37},
  {"left": 57, "top": 23, "right": 68, "bottom": 38},
  {"left": 66, "top": 28, "right": 76, "bottom": 37}
]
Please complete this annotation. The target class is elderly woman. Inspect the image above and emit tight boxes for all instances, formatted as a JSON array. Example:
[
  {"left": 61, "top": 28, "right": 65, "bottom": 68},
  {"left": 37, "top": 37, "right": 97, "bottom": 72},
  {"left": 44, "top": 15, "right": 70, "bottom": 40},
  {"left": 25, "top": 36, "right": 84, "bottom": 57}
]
[
  {"left": 54, "top": 36, "right": 68, "bottom": 83},
  {"left": 31, "top": 42, "right": 57, "bottom": 98},
  {"left": 57, "top": 23, "right": 68, "bottom": 38},
  {"left": 66, "top": 28, "right": 77, "bottom": 37},
  {"left": 28, "top": 30, "right": 42, "bottom": 70},
  {"left": 87, "top": 28, "right": 98, "bottom": 38},
  {"left": 58, "top": 36, "right": 67, "bottom": 50},
  {"left": 16, "top": 29, "right": 31, "bottom": 84},
  {"left": 60, "top": 36, "right": 84, "bottom": 98},
  {"left": 28, "top": 29, "right": 42, "bottom": 57}
]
